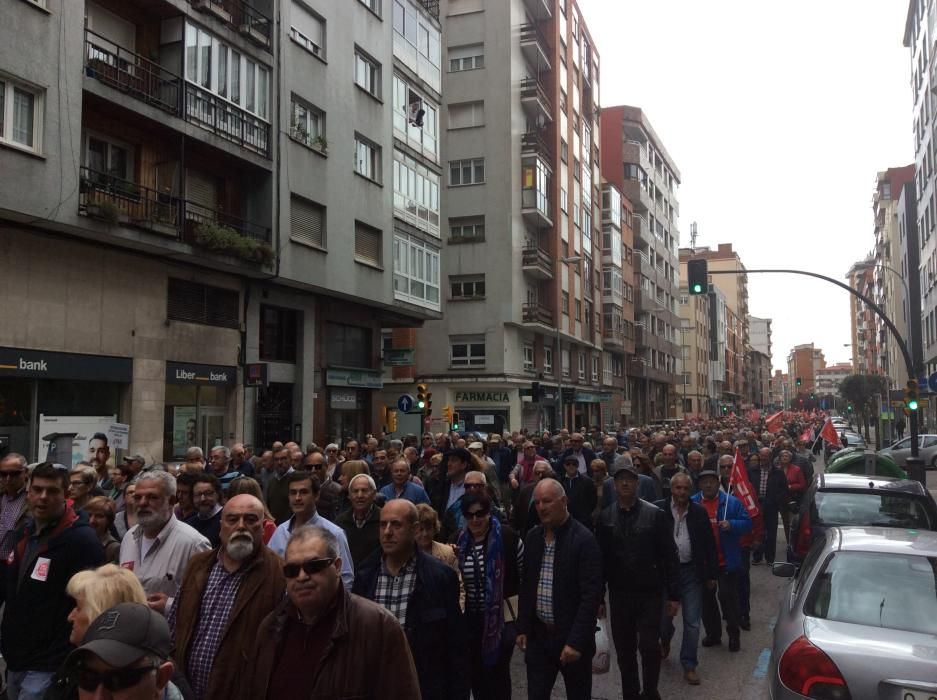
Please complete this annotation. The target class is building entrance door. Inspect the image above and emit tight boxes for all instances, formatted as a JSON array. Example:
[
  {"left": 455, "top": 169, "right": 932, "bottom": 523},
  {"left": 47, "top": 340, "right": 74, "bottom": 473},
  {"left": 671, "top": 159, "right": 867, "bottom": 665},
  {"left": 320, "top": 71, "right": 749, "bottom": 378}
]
[{"left": 199, "top": 408, "right": 225, "bottom": 453}]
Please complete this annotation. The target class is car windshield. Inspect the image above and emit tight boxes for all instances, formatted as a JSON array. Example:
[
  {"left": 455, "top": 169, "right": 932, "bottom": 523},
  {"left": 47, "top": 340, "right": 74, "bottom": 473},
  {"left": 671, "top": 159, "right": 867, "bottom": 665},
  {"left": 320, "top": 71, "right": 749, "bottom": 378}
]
[
  {"left": 805, "top": 551, "right": 937, "bottom": 635},
  {"left": 815, "top": 491, "right": 934, "bottom": 530}
]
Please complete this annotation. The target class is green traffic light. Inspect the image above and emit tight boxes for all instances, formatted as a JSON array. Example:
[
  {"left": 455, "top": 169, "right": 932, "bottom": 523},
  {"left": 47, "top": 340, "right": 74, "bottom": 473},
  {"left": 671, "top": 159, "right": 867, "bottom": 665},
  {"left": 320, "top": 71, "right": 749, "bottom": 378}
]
[
  {"left": 691, "top": 283, "right": 703, "bottom": 294},
  {"left": 417, "top": 400, "right": 425, "bottom": 409},
  {"left": 908, "top": 399, "right": 919, "bottom": 411},
  {"left": 452, "top": 423, "right": 459, "bottom": 430}
]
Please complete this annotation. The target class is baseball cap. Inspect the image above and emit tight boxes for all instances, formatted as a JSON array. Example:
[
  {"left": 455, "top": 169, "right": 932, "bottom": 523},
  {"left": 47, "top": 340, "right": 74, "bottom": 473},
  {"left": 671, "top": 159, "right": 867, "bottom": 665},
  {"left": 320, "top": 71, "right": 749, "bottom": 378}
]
[
  {"left": 122, "top": 454, "right": 146, "bottom": 464},
  {"left": 69, "top": 603, "right": 171, "bottom": 669},
  {"left": 563, "top": 454, "right": 580, "bottom": 464},
  {"left": 468, "top": 442, "right": 484, "bottom": 450},
  {"left": 697, "top": 469, "right": 720, "bottom": 481}
]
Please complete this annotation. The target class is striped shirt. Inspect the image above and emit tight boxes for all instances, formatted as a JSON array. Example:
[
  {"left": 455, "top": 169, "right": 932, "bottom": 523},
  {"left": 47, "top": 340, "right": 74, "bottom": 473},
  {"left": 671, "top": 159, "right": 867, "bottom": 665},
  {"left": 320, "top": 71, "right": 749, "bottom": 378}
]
[
  {"left": 535, "top": 539, "right": 556, "bottom": 624},
  {"left": 374, "top": 556, "right": 418, "bottom": 625},
  {"left": 461, "top": 536, "right": 526, "bottom": 614}
]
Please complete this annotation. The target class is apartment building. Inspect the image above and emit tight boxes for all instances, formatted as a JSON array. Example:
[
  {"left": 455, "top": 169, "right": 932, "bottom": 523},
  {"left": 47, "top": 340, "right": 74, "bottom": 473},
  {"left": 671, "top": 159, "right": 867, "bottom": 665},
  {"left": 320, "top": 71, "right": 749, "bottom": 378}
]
[
  {"left": 816, "top": 362, "right": 853, "bottom": 411},
  {"left": 0, "top": 0, "right": 441, "bottom": 461},
  {"left": 748, "top": 316, "right": 772, "bottom": 410},
  {"left": 770, "top": 370, "right": 786, "bottom": 410},
  {"left": 846, "top": 257, "right": 879, "bottom": 375},
  {"left": 677, "top": 275, "right": 711, "bottom": 418},
  {"left": 413, "top": 0, "right": 612, "bottom": 433},
  {"left": 602, "top": 106, "right": 681, "bottom": 423},
  {"left": 787, "top": 343, "right": 826, "bottom": 407}
]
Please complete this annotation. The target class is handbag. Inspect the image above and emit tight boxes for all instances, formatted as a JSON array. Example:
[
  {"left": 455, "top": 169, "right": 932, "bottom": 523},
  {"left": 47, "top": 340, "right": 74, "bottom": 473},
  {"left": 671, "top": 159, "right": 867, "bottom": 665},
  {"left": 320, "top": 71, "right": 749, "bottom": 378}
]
[{"left": 502, "top": 594, "right": 519, "bottom": 623}]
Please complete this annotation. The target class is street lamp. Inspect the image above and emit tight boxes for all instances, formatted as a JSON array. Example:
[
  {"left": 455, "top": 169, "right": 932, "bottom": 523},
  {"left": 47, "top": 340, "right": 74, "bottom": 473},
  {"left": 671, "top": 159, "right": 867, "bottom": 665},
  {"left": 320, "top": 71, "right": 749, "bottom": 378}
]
[{"left": 555, "top": 254, "right": 582, "bottom": 431}]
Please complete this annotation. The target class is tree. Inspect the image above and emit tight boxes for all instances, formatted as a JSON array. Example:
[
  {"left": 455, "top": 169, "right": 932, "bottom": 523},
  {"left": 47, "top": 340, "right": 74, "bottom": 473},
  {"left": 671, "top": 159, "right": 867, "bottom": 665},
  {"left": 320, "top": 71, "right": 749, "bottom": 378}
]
[{"left": 837, "top": 374, "right": 889, "bottom": 440}]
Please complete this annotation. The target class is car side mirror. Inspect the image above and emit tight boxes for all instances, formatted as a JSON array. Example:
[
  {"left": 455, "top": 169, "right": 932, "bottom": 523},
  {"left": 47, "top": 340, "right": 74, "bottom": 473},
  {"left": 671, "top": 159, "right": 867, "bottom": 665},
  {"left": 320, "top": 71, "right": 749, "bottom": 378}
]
[
  {"left": 787, "top": 501, "right": 800, "bottom": 515},
  {"left": 772, "top": 562, "right": 797, "bottom": 578}
]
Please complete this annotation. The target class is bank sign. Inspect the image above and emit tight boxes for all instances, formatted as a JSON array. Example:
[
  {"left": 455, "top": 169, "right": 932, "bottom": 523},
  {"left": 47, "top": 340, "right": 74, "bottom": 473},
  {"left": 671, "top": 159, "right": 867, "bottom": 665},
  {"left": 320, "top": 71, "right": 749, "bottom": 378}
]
[
  {"left": 166, "top": 361, "right": 236, "bottom": 386},
  {"left": 0, "top": 347, "right": 133, "bottom": 382},
  {"left": 455, "top": 391, "right": 511, "bottom": 403}
]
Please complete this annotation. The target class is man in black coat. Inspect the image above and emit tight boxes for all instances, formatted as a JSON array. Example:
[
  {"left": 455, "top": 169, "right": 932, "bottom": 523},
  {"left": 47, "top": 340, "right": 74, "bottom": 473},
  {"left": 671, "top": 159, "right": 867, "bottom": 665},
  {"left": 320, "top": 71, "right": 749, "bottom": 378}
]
[
  {"left": 654, "top": 472, "right": 719, "bottom": 685},
  {"left": 559, "top": 433, "right": 597, "bottom": 476},
  {"left": 749, "top": 447, "right": 789, "bottom": 564},
  {"left": 517, "top": 478, "right": 603, "bottom": 700},
  {"left": 353, "top": 499, "right": 469, "bottom": 700},
  {"left": 560, "top": 454, "right": 598, "bottom": 530}
]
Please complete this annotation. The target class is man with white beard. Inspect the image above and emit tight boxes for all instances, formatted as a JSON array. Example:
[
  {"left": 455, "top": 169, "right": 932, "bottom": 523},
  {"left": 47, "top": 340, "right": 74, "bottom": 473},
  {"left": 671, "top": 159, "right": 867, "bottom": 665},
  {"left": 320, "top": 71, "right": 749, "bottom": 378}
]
[{"left": 167, "top": 495, "right": 287, "bottom": 700}]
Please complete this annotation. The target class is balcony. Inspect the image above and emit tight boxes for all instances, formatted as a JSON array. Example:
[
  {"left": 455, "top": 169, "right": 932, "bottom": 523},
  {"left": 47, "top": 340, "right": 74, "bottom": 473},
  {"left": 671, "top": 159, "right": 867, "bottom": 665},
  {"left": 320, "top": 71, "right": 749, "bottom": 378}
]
[
  {"left": 191, "top": 0, "right": 272, "bottom": 51},
  {"left": 633, "top": 251, "right": 648, "bottom": 276},
  {"left": 520, "top": 78, "right": 553, "bottom": 126},
  {"left": 79, "top": 167, "right": 273, "bottom": 262},
  {"left": 185, "top": 83, "right": 270, "bottom": 157},
  {"left": 520, "top": 24, "right": 551, "bottom": 71},
  {"left": 521, "top": 131, "right": 552, "bottom": 158},
  {"left": 522, "top": 245, "right": 554, "bottom": 280},
  {"left": 522, "top": 0, "right": 553, "bottom": 21},
  {"left": 522, "top": 302, "right": 554, "bottom": 326},
  {"left": 621, "top": 178, "right": 654, "bottom": 215},
  {"left": 417, "top": 0, "right": 440, "bottom": 19},
  {"left": 84, "top": 31, "right": 181, "bottom": 116},
  {"left": 521, "top": 186, "right": 553, "bottom": 228},
  {"left": 603, "top": 326, "right": 624, "bottom": 349}
]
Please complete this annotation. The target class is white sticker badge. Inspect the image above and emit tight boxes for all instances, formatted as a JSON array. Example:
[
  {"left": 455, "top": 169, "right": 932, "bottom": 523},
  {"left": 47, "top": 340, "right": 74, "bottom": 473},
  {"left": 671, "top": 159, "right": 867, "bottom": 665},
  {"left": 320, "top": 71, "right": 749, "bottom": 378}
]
[{"left": 31, "top": 556, "right": 51, "bottom": 582}]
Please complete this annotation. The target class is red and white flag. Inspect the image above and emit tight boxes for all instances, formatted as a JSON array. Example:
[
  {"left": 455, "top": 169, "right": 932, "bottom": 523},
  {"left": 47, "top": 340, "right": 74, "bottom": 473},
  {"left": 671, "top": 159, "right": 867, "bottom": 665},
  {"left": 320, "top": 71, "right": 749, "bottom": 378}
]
[
  {"left": 819, "top": 418, "right": 840, "bottom": 445},
  {"left": 765, "top": 411, "right": 784, "bottom": 434},
  {"left": 799, "top": 426, "right": 813, "bottom": 443},
  {"left": 725, "top": 448, "right": 760, "bottom": 521}
]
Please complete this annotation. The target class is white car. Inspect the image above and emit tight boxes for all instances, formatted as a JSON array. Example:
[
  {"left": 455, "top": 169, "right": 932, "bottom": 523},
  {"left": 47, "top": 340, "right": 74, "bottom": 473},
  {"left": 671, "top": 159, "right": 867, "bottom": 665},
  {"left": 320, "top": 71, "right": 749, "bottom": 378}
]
[{"left": 878, "top": 434, "right": 937, "bottom": 468}]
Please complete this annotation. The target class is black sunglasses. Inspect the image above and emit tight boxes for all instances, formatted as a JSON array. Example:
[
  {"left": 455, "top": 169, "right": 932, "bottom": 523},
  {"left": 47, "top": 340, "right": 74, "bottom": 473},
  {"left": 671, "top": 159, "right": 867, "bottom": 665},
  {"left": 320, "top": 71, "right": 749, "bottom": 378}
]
[
  {"left": 283, "top": 557, "right": 335, "bottom": 579},
  {"left": 465, "top": 509, "right": 490, "bottom": 520},
  {"left": 77, "top": 664, "right": 156, "bottom": 692}
]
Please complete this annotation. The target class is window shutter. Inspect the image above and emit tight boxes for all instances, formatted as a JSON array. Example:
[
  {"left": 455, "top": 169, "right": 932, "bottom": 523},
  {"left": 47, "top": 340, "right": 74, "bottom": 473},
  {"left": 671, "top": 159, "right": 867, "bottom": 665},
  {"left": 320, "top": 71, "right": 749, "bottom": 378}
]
[
  {"left": 291, "top": 196, "right": 325, "bottom": 248},
  {"left": 168, "top": 278, "right": 239, "bottom": 329},
  {"left": 354, "top": 222, "right": 382, "bottom": 266}
]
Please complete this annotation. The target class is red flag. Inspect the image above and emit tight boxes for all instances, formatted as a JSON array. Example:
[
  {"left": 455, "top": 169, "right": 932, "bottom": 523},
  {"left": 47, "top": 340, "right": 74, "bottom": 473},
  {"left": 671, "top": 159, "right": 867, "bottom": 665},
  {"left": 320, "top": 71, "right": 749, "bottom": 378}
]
[
  {"left": 799, "top": 427, "right": 813, "bottom": 443},
  {"left": 819, "top": 418, "right": 840, "bottom": 445},
  {"left": 765, "top": 411, "right": 783, "bottom": 433},
  {"left": 728, "top": 448, "right": 759, "bottom": 519}
]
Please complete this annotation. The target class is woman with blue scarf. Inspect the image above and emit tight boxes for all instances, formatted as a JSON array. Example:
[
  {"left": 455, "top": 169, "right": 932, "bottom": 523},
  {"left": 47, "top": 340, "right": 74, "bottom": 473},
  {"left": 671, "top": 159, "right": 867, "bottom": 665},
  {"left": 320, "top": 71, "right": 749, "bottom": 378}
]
[{"left": 455, "top": 491, "right": 524, "bottom": 699}]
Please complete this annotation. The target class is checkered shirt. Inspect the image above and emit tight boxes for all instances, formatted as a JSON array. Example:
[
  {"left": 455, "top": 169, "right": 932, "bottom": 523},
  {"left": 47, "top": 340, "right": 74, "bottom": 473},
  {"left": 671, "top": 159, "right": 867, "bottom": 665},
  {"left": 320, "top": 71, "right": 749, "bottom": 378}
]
[
  {"left": 177, "top": 556, "right": 244, "bottom": 700},
  {"left": 759, "top": 469, "right": 769, "bottom": 499},
  {"left": 535, "top": 539, "right": 556, "bottom": 624},
  {"left": 374, "top": 555, "right": 417, "bottom": 626},
  {"left": 0, "top": 489, "right": 26, "bottom": 561}
]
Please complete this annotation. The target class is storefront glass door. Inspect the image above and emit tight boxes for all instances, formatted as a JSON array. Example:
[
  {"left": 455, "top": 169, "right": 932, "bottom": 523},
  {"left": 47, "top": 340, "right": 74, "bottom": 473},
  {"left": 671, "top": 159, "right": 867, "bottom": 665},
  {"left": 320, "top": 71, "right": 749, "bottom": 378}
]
[{"left": 199, "top": 408, "right": 225, "bottom": 452}]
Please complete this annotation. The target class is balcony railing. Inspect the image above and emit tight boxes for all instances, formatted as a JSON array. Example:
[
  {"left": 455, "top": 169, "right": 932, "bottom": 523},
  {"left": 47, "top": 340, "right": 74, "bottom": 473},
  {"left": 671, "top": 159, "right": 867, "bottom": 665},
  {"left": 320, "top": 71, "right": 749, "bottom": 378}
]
[
  {"left": 84, "top": 30, "right": 181, "bottom": 115},
  {"left": 191, "top": 0, "right": 272, "bottom": 50},
  {"left": 79, "top": 167, "right": 181, "bottom": 234},
  {"left": 183, "top": 200, "right": 271, "bottom": 244},
  {"left": 522, "top": 302, "right": 553, "bottom": 325},
  {"left": 185, "top": 82, "right": 270, "bottom": 157},
  {"left": 521, "top": 131, "right": 551, "bottom": 157},
  {"left": 520, "top": 77, "right": 552, "bottom": 114},
  {"left": 417, "top": 0, "right": 440, "bottom": 20},
  {"left": 522, "top": 245, "right": 554, "bottom": 279}
]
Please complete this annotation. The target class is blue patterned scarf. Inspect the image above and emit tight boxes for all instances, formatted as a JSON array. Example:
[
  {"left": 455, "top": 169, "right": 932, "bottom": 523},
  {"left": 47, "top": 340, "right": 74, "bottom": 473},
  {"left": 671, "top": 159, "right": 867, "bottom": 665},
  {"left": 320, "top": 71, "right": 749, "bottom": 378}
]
[{"left": 457, "top": 514, "right": 505, "bottom": 666}]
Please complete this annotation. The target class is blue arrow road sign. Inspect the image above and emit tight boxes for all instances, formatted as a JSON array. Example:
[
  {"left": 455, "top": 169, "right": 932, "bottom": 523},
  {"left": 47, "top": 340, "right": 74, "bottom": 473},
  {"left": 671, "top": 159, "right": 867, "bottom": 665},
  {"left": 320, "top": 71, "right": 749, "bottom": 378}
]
[
  {"left": 928, "top": 372, "right": 937, "bottom": 394},
  {"left": 397, "top": 394, "right": 415, "bottom": 413}
]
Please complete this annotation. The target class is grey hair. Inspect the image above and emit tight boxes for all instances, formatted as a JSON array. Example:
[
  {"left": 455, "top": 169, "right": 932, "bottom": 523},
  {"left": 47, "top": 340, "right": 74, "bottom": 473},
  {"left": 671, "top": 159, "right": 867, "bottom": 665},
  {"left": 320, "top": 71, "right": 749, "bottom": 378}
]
[
  {"left": 613, "top": 453, "right": 634, "bottom": 470},
  {"left": 533, "top": 477, "right": 565, "bottom": 499},
  {"left": 388, "top": 439, "right": 403, "bottom": 450},
  {"left": 1, "top": 453, "right": 27, "bottom": 469},
  {"left": 533, "top": 459, "right": 551, "bottom": 471},
  {"left": 464, "top": 470, "right": 487, "bottom": 484},
  {"left": 210, "top": 445, "right": 230, "bottom": 459},
  {"left": 287, "top": 525, "right": 339, "bottom": 559},
  {"left": 133, "top": 469, "right": 177, "bottom": 498},
  {"left": 185, "top": 446, "right": 204, "bottom": 460},
  {"left": 687, "top": 450, "right": 703, "bottom": 460},
  {"left": 348, "top": 473, "right": 377, "bottom": 491}
]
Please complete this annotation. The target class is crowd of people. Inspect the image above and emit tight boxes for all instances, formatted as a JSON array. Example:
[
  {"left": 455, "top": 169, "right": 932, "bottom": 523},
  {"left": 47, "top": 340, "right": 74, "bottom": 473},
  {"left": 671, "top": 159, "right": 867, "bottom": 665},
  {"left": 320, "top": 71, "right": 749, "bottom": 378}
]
[{"left": 0, "top": 413, "right": 825, "bottom": 700}]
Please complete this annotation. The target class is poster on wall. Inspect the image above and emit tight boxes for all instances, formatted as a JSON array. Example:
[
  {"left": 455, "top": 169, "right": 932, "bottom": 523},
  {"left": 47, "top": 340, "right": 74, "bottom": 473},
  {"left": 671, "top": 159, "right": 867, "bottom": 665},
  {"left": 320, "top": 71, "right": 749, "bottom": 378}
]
[
  {"left": 172, "top": 407, "right": 198, "bottom": 458},
  {"left": 38, "top": 415, "right": 119, "bottom": 467}
]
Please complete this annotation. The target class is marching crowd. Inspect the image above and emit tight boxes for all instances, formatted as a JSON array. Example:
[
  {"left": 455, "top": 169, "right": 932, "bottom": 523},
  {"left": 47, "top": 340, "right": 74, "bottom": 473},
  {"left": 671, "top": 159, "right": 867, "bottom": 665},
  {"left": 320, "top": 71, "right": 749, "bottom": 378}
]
[{"left": 0, "top": 414, "right": 823, "bottom": 700}]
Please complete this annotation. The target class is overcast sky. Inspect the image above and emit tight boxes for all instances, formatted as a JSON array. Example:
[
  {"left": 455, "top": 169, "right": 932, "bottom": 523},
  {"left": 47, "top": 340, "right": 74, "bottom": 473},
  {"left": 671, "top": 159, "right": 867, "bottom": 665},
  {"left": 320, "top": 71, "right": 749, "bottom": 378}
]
[{"left": 578, "top": 0, "right": 913, "bottom": 373}]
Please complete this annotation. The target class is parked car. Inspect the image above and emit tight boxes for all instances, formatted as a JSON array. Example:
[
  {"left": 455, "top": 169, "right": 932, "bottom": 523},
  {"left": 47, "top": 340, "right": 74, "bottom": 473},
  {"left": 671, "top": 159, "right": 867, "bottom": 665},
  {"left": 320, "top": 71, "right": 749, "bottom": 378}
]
[
  {"left": 787, "top": 472, "right": 937, "bottom": 563},
  {"left": 878, "top": 434, "right": 937, "bottom": 468},
  {"left": 823, "top": 431, "right": 866, "bottom": 461},
  {"left": 770, "top": 527, "right": 937, "bottom": 700}
]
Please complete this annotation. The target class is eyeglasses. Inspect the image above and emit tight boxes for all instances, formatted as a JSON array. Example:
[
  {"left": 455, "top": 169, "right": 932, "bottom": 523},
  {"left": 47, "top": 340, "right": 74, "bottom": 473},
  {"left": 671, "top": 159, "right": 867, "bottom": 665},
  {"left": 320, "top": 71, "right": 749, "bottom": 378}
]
[
  {"left": 0, "top": 470, "right": 24, "bottom": 479},
  {"left": 465, "top": 510, "right": 489, "bottom": 520},
  {"left": 283, "top": 557, "right": 335, "bottom": 579},
  {"left": 77, "top": 664, "right": 157, "bottom": 692},
  {"left": 464, "top": 482, "right": 486, "bottom": 490}
]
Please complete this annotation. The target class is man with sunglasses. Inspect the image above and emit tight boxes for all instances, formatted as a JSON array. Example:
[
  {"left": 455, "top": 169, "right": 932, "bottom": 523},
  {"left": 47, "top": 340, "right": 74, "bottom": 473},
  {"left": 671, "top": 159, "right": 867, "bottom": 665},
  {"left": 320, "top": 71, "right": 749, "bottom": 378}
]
[
  {"left": 169, "top": 495, "right": 285, "bottom": 700},
  {"left": 2, "top": 462, "right": 105, "bottom": 700},
  {"left": 558, "top": 434, "right": 596, "bottom": 477},
  {"left": 65, "top": 602, "right": 175, "bottom": 700},
  {"left": 0, "top": 454, "right": 30, "bottom": 565},
  {"left": 250, "top": 525, "right": 420, "bottom": 699}
]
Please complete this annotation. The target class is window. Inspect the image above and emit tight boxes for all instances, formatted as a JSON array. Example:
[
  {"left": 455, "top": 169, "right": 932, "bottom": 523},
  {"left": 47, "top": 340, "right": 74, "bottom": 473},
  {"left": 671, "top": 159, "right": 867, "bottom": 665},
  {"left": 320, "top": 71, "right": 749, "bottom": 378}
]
[
  {"left": 394, "top": 234, "right": 440, "bottom": 308},
  {"left": 575, "top": 300, "right": 581, "bottom": 320},
  {"left": 449, "top": 44, "right": 484, "bottom": 71},
  {"left": 392, "top": 76, "right": 439, "bottom": 159},
  {"left": 451, "top": 337, "right": 486, "bottom": 367},
  {"left": 449, "top": 216, "right": 485, "bottom": 242},
  {"left": 392, "top": 0, "right": 440, "bottom": 90},
  {"left": 184, "top": 24, "right": 269, "bottom": 118},
  {"left": 449, "top": 158, "right": 485, "bottom": 186},
  {"left": 84, "top": 133, "right": 133, "bottom": 181},
  {"left": 592, "top": 355, "right": 599, "bottom": 382},
  {"left": 354, "top": 221, "right": 382, "bottom": 266},
  {"left": 562, "top": 291, "right": 570, "bottom": 314},
  {"left": 562, "top": 349, "right": 570, "bottom": 377},
  {"left": 260, "top": 305, "right": 298, "bottom": 362},
  {"left": 578, "top": 353, "right": 586, "bottom": 380},
  {"left": 167, "top": 278, "right": 239, "bottom": 329},
  {"left": 523, "top": 345, "right": 535, "bottom": 371},
  {"left": 354, "top": 135, "right": 381, "bottom": 181},
  {"left": 544, "top": 346, "right": 553, "bottom": 374},
  {"left": 0, "top": 77, "right": 42, "bottom": 153},
  {"left": 290, "top": 3, "right": 325, "bottom": 58},
  {"left": 290, "top": 195, "right": 326, "bottom": 248},
  {"left": 354, "top": 49, "right": 381, "bottom": 97},
  {"left": 290, "top": 97, "right": 324, "bottom": 148},
  {"left": 325, "top": 323, "right": 371, "bottom": 368},
  {"left": 450, "top": 275, "right": 485, "bottom": 300},
  {"left": 393, "top": 152, "right": 440, "bottom": 235},
  {"left": 448, "top": 101, "right": 485, "bottom": 129},
  {"left": 359, "top": 0, "right": 380, "bottom": 13}
]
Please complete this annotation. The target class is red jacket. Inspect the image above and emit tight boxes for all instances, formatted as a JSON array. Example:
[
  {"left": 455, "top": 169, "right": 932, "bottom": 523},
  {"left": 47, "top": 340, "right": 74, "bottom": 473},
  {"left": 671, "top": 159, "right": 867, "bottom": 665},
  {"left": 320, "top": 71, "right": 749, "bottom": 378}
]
[{"left": 783, "top": 464, "right": 806, "bottom": 495}]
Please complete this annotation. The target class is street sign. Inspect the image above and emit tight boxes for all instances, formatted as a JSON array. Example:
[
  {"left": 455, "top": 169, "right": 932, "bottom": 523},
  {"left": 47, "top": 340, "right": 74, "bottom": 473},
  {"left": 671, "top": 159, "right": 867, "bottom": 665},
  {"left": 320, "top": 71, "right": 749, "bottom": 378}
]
[
  {"left": 397, "top": 394, "right": 415, "bottom": 413},
  {"left": 929, "top": 371, "right": 937, "bottom": 393},
  {"left": 423, "top": 416, "right": 432, "bottom": 428},
  {"left": 921, "top": 376, "right": 931, "bottom": 392}
]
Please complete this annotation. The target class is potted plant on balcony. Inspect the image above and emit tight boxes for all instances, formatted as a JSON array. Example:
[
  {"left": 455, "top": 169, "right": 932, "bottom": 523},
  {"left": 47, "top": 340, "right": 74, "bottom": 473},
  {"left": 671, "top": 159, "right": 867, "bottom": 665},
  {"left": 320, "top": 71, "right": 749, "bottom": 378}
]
[
  {"left": 87, "top": 199, "right": 121, "bottom": 225},
  {"left": 194, "top": 221, "right": 274, "bottom": 267},
  {"left": 291, "top": 120, "right": 308, "bottom": 145},
  {"left": 312, "top": 135, "right": 328, "bottom": 155}
]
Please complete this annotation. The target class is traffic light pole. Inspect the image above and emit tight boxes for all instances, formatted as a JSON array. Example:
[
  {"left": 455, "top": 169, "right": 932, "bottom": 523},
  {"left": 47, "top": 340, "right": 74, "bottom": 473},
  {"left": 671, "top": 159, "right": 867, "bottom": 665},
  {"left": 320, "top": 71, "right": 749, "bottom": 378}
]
[{"left": 704, "top": 268, "right": 921, "bottom": 459}]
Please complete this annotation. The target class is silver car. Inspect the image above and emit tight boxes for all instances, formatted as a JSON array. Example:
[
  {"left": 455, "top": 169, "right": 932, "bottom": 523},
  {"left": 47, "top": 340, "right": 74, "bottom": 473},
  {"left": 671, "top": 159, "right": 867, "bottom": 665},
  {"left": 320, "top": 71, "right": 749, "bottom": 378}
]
[
  {"left": 770, "top": 527, "right": 937, "bottom": 699},
  {"left": 878, "top": 434, "right": 937, "bottom": 468}
]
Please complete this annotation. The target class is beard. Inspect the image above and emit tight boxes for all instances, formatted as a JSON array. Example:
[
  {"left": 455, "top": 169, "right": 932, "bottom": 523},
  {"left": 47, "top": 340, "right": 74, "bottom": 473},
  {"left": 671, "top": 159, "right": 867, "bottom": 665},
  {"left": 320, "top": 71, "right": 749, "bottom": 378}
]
[
  {"left": 226, "top": 533, "right": 255, "bottom": 561},
  {"left": 136, "top": 505, "right": 171, "bottom": 532}
]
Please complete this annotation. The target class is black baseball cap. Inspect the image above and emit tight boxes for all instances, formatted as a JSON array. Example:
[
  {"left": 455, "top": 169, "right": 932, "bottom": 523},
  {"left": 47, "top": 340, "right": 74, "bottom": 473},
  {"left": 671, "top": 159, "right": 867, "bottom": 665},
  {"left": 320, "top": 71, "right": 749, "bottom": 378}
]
[
  {"left": 68, "top": 603, "right": 171, "bottom": 668},
  {"left": 612, "top": 464, "right": 640, "bottom": 480},
  {"left": 563, "top": 454, "right": 580, "bottom": 464},
  {"left": 697, "top": 469, "right": 720, "bottom": 481}
]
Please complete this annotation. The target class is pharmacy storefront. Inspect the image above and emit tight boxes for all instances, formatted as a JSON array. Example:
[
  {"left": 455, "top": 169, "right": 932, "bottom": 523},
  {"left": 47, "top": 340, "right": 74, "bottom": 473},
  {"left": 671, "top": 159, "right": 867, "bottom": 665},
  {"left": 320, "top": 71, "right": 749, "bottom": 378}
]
[{"left": 451, "top": 389, "right": 516, "bottom": 435}]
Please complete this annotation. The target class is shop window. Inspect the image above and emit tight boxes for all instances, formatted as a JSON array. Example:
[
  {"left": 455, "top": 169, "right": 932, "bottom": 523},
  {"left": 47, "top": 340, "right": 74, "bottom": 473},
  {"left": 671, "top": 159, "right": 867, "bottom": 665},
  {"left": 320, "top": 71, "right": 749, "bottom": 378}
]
[
  {"left": 325, "top": 323, "right": 372, "bottom": 369},
  {"left": 260, "top": 305, "right": 298, "bottom": 362},
  {"left": 168, "top": 278, "right": 239, "bottom": 329}
]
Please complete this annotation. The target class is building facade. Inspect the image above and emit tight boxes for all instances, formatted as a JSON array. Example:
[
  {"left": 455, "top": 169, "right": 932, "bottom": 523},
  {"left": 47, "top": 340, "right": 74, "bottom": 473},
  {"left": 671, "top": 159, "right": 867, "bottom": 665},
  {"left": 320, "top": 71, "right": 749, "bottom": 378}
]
[
  {"left": 846, "top": 257, "right": 880, "bottom": 376},
  {"left": 747, "top": 316, "right": 772, "bottom": 410},
  {"left": 816, "top": 362, "right": 853, "bottom": 412},
  {"left": 786, "top": 343, "right": 826, "bottom": 409},
  {"left": 677, "top": 280, "right": 711, "bottom": 418},
  {"left": 602, "top": 106, "right": 681, "bottom": 424}
]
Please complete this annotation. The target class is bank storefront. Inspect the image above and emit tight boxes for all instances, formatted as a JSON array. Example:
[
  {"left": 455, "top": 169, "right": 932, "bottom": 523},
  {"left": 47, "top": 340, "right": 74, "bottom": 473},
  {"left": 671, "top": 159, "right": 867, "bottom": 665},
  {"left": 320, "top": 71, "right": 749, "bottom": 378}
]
[
  {"left": 0, "top": 346, "right": 132, "bottom": 462},
  {"left": 163, "top": 361, "right": 237, "bottom": 460}
]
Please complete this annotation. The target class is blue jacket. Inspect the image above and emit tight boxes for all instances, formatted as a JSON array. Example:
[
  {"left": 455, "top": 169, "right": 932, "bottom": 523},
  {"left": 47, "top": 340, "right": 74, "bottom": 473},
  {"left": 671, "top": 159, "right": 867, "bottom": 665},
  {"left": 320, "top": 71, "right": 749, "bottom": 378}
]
[
  {"left": 379, "top": 480, "right": 431, "bottom": 505},
  {"left": 690, "top": 491, "right": 751, "bottom": 573}
]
